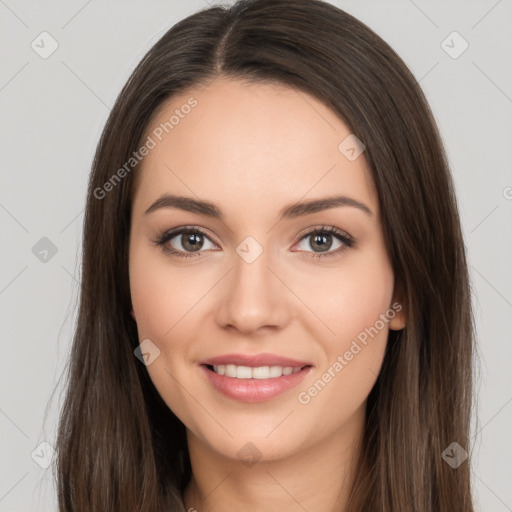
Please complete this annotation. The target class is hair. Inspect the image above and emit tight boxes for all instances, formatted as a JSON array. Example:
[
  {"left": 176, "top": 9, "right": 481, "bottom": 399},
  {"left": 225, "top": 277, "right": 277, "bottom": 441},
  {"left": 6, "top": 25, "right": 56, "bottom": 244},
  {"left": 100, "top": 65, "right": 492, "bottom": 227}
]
[{"left": 53, "top": 0, "right": 478, "bottom": 510}]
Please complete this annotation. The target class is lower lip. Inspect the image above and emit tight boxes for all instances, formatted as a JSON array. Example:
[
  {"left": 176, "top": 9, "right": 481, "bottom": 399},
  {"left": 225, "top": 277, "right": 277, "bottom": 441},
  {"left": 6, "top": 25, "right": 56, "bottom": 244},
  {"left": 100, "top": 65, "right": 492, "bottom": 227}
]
[{"left": 200, "top": 364, "right": 313, "bottom": 403}]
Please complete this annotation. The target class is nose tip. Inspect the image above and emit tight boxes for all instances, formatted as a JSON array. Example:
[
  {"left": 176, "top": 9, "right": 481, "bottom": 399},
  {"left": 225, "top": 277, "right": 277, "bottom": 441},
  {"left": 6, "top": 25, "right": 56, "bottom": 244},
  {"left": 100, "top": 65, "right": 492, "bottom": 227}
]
[{"left": 214, "top": 253, "right": 290, "bottom": 334}]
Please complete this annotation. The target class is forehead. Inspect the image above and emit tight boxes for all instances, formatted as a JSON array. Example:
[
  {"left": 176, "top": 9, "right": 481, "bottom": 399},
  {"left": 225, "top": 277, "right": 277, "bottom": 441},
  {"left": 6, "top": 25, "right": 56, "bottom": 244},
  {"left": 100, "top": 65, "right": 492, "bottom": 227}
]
[{"left": 133, "top": 77, "right": 378, "bottom": 220}]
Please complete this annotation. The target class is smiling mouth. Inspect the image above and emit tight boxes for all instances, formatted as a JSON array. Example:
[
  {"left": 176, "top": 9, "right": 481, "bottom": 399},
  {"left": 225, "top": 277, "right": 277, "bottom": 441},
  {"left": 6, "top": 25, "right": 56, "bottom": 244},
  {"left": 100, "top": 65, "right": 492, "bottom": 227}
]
[
  {"left": 204, "top": 364, "right": 312, "bottom": 379},
  {"left": 200, "top": 363, "right": 314, "bottom": 403}
]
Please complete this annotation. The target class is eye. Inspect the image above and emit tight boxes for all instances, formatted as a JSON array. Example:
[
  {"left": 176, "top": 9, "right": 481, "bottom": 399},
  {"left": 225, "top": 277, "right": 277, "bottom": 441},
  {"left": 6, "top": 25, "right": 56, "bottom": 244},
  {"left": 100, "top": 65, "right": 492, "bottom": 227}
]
[
  {"left": 153, "top": 227, "right": 218, "bottom": 259},
  {"left": 292, "top": 226, "right": 356, "bottom": 259},
  {"left": 152, "top": 225, "right": 356, "bottom": 260}
]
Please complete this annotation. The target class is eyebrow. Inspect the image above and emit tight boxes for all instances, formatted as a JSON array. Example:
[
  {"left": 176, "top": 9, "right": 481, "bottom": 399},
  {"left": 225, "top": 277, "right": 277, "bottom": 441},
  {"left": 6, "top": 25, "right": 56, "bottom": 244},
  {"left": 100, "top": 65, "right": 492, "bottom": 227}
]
[{"left": 144, "top": 193, "right": 373, "bottom": 220}]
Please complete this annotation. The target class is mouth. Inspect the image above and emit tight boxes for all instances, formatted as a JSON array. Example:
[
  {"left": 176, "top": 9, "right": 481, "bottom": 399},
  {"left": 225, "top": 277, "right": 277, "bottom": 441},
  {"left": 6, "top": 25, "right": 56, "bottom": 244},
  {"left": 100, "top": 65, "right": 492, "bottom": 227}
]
[
  {"left": 200, "top": 363, "right": 313, "bottom": 403},
  {"left": 204, "top": 363, "right": 310, "bottom": 378}
]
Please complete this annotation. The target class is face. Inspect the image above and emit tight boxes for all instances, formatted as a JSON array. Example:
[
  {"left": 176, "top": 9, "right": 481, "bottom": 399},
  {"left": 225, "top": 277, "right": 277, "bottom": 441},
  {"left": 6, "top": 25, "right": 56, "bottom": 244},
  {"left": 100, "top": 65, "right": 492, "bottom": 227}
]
[{"left": 129, "top": 77, "right": 406, "bottom": 463}]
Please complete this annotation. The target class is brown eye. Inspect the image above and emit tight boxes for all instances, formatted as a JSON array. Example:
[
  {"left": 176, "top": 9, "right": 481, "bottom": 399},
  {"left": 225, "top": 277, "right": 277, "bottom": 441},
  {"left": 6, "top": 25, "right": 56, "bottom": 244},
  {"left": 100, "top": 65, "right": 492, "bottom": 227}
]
[
  {"left": 154, "top": 227, "right": 217, "bottom": 259},
  {"left": 308, "top": 232, "right": 334, "bottom": 252},
  {"left": 176, "top": 231, "right": 205, "bottom": 252},
  {"left": 293, "top": 226, "right": 355, "bottom": 259}
]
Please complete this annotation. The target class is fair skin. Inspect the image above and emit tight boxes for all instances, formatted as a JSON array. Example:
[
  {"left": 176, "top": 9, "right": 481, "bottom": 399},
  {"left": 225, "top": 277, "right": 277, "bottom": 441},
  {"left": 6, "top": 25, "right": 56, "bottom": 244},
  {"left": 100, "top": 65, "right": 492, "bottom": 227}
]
[{"left": 129, "top": 77, "right": 406, "bottom": 512}]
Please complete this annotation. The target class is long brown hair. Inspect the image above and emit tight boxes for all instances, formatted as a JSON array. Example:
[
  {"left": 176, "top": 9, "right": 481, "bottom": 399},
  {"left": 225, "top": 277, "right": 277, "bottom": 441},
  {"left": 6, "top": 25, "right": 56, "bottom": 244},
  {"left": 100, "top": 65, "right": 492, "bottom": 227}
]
[{"left": 53, "top": 0, "right": 477, "bottom": 510}]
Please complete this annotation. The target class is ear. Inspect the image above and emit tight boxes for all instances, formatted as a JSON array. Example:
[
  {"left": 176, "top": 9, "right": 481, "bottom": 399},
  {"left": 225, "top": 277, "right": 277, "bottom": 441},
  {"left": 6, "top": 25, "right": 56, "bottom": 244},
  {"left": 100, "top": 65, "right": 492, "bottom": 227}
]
[
  {"left": 130, "top": 307, "right": 136, "bottom": 320},
  {"left": 389, "top": 287, "right": 406, "bottom": 331}
]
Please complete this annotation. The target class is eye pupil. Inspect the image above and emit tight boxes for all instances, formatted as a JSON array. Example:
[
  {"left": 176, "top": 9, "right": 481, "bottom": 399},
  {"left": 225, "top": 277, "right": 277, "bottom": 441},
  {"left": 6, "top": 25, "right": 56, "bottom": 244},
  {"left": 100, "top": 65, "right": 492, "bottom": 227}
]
[{"left": 311, "top": 233, "right": 332, "bottom": 252}]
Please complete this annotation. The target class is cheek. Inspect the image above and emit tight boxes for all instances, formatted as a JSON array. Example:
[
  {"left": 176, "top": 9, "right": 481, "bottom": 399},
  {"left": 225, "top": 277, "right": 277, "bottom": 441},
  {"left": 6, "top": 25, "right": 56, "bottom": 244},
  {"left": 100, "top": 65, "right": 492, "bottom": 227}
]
[
  {"left": 292, "top": 248, "right": 395, "bottom": 348},
  {"left": 129, "top": 244, "right": 203, "bottom": 415},
  {"left": 292, "top": 249, "right": 394, "bottom": 407},
  {"left": 129, "top": 244, "right": 208, "bottom": 340}
]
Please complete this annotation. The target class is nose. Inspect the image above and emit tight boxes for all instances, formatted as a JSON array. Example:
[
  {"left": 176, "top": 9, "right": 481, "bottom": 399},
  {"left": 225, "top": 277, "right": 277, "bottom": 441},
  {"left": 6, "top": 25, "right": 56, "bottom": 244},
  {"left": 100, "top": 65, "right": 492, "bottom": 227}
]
[{"left": 215, "top": 248, "right": 290, "bottom": 335}]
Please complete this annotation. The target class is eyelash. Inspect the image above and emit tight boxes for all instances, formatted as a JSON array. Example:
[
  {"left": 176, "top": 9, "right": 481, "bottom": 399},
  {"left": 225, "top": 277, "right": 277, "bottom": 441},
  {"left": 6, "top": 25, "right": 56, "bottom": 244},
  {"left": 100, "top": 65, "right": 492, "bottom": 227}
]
[{"left": 151, "top": 225, "right": 356, "bottom": 260}]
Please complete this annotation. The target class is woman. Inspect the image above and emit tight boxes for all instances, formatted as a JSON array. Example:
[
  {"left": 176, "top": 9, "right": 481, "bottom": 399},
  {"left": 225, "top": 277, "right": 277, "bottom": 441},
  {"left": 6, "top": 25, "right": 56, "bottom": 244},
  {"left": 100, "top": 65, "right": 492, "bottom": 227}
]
[{"left": 54, "top": 0, "right": 477, "bottom": 510}]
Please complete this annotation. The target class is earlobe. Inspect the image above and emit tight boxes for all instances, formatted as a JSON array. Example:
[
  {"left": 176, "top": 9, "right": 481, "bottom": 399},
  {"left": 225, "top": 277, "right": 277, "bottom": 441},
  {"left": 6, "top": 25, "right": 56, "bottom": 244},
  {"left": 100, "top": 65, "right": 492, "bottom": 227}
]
[
  {"left": 130, "top": 308, "right": 136, "bottom": 320},
  {"left": 389, "top": 293, "right": 406, "bottom": 331},
  {"left": 389, "top": 309, "right": 406, "bottom": 331}
]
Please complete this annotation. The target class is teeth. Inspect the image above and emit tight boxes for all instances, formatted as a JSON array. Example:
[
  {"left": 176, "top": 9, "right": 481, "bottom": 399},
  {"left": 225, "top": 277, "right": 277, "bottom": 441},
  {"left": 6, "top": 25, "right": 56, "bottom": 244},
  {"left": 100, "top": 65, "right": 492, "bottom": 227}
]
[{"left": 212, "top": 364, "right": 303, "bottom": 379}]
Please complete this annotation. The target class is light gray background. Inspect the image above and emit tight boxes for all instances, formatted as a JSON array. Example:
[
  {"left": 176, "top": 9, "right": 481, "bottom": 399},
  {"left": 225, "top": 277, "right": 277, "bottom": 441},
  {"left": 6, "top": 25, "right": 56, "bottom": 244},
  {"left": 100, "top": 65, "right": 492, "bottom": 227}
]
[{"left": 1, "top": 0, "right": 511, "bottom": 510}]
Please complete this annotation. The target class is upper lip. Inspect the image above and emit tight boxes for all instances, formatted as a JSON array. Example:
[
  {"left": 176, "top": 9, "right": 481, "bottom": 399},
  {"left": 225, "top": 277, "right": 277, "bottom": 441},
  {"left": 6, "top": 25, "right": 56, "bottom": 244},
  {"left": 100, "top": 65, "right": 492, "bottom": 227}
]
[{"left": 200, "top": 353, "right": 312, "bottom": 368}]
